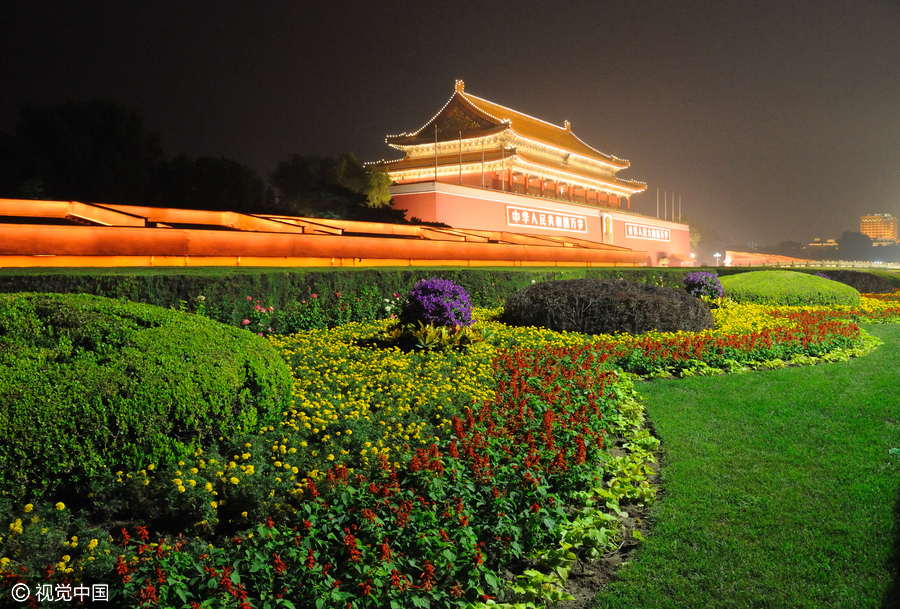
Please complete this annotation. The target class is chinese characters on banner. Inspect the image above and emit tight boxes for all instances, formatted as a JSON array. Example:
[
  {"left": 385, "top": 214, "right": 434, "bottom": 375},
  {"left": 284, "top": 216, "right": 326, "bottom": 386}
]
[
  {"left": 624, "top": 222, "right": 670, "bottom": 242},
  {"left": 506, "top": 206, "right": 587, "bottom": 233}
]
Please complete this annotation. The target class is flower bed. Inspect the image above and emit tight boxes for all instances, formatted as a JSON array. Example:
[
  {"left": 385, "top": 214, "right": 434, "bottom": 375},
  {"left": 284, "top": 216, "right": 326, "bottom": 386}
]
[{"left": 0, "top": 297, "right": 886, "bottom": 608}]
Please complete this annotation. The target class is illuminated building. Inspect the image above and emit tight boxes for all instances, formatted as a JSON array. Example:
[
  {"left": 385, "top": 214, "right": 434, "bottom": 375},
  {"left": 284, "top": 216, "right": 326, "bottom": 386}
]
[
  {"left": 860, "top": 214, "right": 897, "bottom": 244},
  {"left": 373, "top": 81, "right": 691, "bottom": 266}
]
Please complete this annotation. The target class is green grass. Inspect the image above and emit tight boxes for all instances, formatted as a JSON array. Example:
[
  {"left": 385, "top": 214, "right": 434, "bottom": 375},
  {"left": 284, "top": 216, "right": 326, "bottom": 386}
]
[{"left": 592, "top": 324, "right": 900, "bottom": 609}]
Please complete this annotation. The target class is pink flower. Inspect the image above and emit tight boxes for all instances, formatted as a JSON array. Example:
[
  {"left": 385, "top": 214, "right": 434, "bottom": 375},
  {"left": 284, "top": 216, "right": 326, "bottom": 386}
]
[
  {"left": 311, "top": 294, "right": 318, "bottom": 299},
  {"left": 393, "top": 293, "right": 401, "bottom": 298},
  {"left": 268, "top": 306, "right": 274, "bottom": 312},
  {"left": 242, "top": 319, "right": 251, "bottom": 325},
  {"left": 246, "top": 296, "right": 253, "bottom": 301},
  {"left": 258, "top": 333, "right": 263, "bottom": 337},
  {"left": 254, "top": 304, "right": 261, "bottom": 311}
]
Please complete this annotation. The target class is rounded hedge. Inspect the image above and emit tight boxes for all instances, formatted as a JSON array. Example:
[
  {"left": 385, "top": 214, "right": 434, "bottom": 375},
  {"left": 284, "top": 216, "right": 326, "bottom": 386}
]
[
  {"left": 0, "top": 293, "right": 293, "bottom": 498},
  {"left": 501, "top": 279, "right": 714, "bottom": 335},
  {"left": 815, "top": 270, "right": 895, "bottom": 294},
  {"left": 720, "top": 271, "right": 860, "bottom": 306}
]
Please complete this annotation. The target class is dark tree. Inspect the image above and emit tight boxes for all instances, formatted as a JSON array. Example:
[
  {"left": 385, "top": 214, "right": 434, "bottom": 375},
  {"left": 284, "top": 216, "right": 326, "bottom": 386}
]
[
  {"left": 269, "top": 153, "right": 395, "bottom": 220},
  {"left": 0, "top": 133, "right": 40, "bottom": 199},
  {"left": 836, "top": 231, "right": 874, "bottom": 261},
  {"left": 146, "top": 155, "right": 267, "bottom": 213},
  {"left": 12, "top": 101, "right": 162, "bottom": 204}
]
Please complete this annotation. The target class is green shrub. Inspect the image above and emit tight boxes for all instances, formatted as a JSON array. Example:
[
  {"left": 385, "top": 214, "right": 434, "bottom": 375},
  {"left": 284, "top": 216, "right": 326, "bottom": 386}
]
[
  {"left": 816, "top": 270, "right": 895, "bottom": 294},
  {"left": 501, "top": 279, "right": 714, "bottom": 335},
  {"left": 0, "top": 293, "right": 292, "bottom": 500},
  {"left": 720, "top": 271, "right": 861, "bottom": 306}
]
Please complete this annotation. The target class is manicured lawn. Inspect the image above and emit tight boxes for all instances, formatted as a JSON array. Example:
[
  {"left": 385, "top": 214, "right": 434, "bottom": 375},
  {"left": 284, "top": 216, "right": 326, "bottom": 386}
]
[{"left": 592, "top": 324, "right": 900, "bottom": 609}]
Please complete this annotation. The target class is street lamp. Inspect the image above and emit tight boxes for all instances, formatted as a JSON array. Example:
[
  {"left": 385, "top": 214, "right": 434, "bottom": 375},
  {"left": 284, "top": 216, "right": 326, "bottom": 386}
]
[{"left": 714, "top": 252, "right": 721, "bottom": 267}]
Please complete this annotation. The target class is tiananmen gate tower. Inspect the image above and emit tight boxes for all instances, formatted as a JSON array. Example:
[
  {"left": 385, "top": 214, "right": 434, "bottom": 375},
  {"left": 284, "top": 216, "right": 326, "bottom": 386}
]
[{"left": 374, "top": 80, "right": 691, "bottom": 266}]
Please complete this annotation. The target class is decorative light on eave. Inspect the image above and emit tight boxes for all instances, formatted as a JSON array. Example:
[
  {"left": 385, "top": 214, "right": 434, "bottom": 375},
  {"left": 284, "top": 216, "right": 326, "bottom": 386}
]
[{"left": 512, "top": 158, "right": 646, "bottom": 195}]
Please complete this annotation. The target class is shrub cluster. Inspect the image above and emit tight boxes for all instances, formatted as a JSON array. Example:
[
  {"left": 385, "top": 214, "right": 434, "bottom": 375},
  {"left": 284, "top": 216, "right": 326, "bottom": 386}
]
[
  {"left": 815, "top": 270, "right": 895, "bottom": 294},
  {"left": 720, "top": 271, "right": 861, "bottom": 306},
  {"left": 0, "top": 293, "right": 292, "bottom": 500},
  {"left": 501, "top": 279, "right": 714, "bottom": 335}
]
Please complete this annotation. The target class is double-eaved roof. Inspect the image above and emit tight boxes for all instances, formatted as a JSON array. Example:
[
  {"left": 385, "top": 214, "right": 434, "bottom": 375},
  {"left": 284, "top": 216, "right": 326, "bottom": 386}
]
[{"left": 380, "top": 80, "right": 646, "bottom": 196}]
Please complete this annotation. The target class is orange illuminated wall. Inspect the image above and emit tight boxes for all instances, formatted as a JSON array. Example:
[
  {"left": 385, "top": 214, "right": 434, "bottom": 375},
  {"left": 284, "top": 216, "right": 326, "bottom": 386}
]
[{"left": 0, "top": 198, "right": 648, "bottom": 268}]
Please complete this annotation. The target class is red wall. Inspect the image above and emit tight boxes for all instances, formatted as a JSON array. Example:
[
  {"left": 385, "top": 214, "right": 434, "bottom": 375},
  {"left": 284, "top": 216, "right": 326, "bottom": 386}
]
[{"left": 392, "top": 182, "right": 691, "bottom": 266}]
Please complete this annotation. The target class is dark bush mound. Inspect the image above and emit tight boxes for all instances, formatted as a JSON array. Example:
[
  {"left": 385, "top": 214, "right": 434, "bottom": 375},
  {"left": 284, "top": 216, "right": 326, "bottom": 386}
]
[
  {"left": 0, "top": 293, "right": 293, "bottom": 498},
  {"left": 720, "top": 271, "right": 860, "bottom": 306},
  {"left": 817, "top": 270, "right": 895, "bottom": 294},
  {"left": 501, "top": 279, "right": 714, "bottom": 335}
]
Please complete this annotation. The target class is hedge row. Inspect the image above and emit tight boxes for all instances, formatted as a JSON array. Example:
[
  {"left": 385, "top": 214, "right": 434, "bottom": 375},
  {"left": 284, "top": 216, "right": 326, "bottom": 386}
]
[{"left": 0, "top": 267, "right": 696, "bottom": 331}]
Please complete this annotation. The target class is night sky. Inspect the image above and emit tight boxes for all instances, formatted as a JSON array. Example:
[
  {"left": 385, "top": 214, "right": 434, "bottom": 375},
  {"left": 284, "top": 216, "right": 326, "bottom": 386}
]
[{"left": 3, "top": 0, "right": 899, "bottom": 247}]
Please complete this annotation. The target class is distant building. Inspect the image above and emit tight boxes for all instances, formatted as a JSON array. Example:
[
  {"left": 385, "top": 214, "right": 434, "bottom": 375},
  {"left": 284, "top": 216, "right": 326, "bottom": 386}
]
[
  {"left": 860, "top": 214, "right": 897, "bottom": 243},
  {"left": 808, "top": 237, "right": 838, "bottom": 249}
]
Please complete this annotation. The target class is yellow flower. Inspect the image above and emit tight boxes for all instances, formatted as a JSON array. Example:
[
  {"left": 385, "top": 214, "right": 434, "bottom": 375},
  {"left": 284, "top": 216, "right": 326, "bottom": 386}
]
[
  {"left": 178, "top": 485, "right": 186, "bottom": 492},
  {"left": 230, "top": 477, "right": 240, "bottom": 485},
  {"left": 62, "top": 555, "right": 71, "bottom": 563},
  {"left": 88, "top": 539, "right": 98, "bottom": 551},
  {"left": 147, "top": 464, "right": 154, "bottom": 471},
  {"left": 210, "top": 501, "right": 218, "bottom": 509},
  {"left": 55, "top": 502, "right": 65, "bottom": 511},
  {"left": 23, "top": 504, "right": 33, "bottom": 513},
  {"left": 241, "top": 511, "right": 248, "bottom": 518},
  {"left": 205, "top": 483, "right": 213, "bottom": 492}
]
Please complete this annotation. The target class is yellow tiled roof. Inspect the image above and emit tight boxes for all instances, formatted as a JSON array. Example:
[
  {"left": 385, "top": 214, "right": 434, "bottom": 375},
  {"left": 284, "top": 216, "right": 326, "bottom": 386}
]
[{"left": 458, "top": 90, "right": 630, "bottom": 168}]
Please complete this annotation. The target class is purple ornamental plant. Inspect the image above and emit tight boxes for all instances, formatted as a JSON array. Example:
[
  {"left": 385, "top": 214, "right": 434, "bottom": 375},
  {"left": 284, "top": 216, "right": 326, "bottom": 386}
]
[
  {"left": 400, "top": 278, "right": 474, "bottom": 328},
  {"left": 814, "top": 272, "right": 832, "bottom": 280},
  {"left": 684, "top": 271, "right": 724, "bottom": 299}
]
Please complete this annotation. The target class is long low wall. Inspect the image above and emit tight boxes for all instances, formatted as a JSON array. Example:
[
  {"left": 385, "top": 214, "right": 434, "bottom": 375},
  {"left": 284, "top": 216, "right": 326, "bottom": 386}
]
[{"left": 0, "top": 199, "right": 649, "bottom": 268}]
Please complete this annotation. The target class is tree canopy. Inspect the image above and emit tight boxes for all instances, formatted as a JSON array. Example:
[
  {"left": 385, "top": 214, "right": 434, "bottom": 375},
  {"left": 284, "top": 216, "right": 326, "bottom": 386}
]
[{"left": 9, "top": 101, "right": 162, "bottom": 204}]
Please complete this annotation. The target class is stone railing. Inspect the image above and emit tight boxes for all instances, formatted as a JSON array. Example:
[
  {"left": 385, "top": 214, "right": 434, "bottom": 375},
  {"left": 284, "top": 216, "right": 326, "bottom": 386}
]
[{"left": 760, "top": 260, "right": 900, "bottom": 270}]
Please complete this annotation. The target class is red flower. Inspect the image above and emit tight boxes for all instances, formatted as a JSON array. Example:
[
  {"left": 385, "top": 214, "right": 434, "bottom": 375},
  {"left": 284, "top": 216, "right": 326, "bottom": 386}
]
[
  {"left": 135, "top": 525, "right": 149, "bottom": 542},
  {"left": 120, "top": 528, "right": 131, "bottom": 546},
  {"left": 360, "top": 579, "right": 373, "bottom": 596},
  {"left": 138, "top": 579, "right": 158, "bottom": 604},
  {"left": 273, "top": 553, "right": 287, "bottom": 575},
  {"left": 306, "top": 549, "right": 316, "bottom": 570},
  {"left": 344, "top": 533, "right": 362, "bottom": 563},
  {"left": 377, "top": 540, "right": 392, "bottom": 562},
  {"left": 265, "top": 516, "right": 275, "bottom": 528}
]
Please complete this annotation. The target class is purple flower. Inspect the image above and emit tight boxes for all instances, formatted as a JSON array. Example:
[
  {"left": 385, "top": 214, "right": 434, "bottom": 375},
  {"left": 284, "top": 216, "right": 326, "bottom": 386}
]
[
  {"left": 400, "top": 278, "right": 474, "bottom": 327},
  {"left": 684, "top": 271, "right": 724, "bottom": 298}
]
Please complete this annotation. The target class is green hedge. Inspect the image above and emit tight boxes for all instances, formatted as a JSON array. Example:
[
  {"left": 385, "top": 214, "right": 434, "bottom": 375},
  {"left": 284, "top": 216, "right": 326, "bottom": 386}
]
[
  {"left": 0, "top": 293, "right": 292, "bottom": 499},
  {"left": 0, "top": 267, "right": 697, "bottom": 330},
  {"left": 720, "top": 270, "right": 861, "bottom": 306}
]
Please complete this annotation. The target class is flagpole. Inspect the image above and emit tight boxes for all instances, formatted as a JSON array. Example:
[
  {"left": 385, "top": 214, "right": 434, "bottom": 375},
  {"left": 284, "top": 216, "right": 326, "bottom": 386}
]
[{"left": 458, "top": 131, "right": 462, "bottom": 185}]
